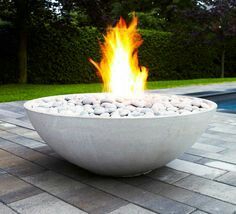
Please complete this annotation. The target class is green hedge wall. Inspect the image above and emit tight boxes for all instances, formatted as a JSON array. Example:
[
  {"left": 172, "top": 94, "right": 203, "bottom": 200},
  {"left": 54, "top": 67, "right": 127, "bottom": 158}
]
[
  {"left": 0, "top": 26, "right": 235, "bottom": 84},
  {"left": 139, "top": 29, "right": 220, "bottom": 81},
  {"left": 28, "top": 26, "right": 101, "bottom": 83}
]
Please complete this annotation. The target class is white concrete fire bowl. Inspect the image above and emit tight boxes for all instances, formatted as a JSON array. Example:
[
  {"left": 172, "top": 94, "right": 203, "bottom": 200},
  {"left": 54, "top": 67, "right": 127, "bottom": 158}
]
[{"left": 24, "top": 93, "right": 217, "bottom": 177}]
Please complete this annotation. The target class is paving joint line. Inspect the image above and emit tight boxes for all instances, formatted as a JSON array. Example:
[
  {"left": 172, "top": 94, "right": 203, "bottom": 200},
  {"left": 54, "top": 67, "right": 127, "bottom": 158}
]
[
  {"left": 1, "top": 139, "right": 235, "bottom": 211},
  {"left": 0, "top": 147, "right": 196, "bottom": 214},
  {"left": 0, "top": 168, "right": 90, "bottom": 214},
  {"left": 171, "top": 174, "right": 236, "bottom": 206}
]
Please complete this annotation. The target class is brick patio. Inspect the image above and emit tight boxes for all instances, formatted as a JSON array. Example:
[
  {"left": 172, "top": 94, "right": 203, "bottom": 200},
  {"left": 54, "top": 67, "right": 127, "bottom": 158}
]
[{"left": 0, "top": 83, "right": 236, "bottom": 214}]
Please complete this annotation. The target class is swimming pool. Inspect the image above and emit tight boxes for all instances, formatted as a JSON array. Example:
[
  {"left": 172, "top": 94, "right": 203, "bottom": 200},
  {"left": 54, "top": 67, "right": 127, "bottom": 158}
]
[
  {"left": 185, "top": 91, "right": 236, "bottom": 113},
  {"left": 217, "top": 99, "right": 236, "bottom": 111},
  {"left": 201, "top": 92, "right": 236, "bottom": 113}
]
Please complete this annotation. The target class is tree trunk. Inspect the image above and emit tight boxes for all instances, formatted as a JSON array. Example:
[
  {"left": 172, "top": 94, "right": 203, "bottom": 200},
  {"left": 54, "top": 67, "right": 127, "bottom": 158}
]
[
  {"left": 18, "top": 29, "right": 27, "bottom": 83},
  {"left": 221, "top": 48, "right": 225, "bottom": 78},
  {"left": 16, "top": 0, "right": 28, "bottom": 83}
]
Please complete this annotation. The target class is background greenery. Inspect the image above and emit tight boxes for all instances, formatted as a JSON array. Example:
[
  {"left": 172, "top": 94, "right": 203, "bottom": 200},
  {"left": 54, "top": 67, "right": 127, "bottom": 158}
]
[
  {"left": 0, "top": 0, "right": 235, "bottom": 84},
  {"left": 1, "top": 25, "right": 235, "bottom": 84}
]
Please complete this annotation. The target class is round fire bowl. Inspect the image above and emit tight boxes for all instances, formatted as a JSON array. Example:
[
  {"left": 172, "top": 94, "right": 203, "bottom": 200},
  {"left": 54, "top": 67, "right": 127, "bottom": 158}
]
[{"left": 24, "top": 93, "right": 217, "bottom": 177}]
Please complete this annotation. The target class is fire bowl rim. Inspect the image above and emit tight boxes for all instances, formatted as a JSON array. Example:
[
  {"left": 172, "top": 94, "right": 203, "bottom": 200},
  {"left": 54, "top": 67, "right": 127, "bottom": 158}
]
[{"left": 24, "top": 92, "right": 217, "bottom": 119}]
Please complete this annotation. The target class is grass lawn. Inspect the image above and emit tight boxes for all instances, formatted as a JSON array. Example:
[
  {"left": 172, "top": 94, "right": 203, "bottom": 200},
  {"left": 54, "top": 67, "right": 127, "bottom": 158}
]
[{"left": 0, "top": 77, "right": 236, "bottom": 103}]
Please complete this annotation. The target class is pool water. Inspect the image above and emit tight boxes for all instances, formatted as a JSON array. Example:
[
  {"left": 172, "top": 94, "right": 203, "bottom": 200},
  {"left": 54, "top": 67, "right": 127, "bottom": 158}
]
[
  {"left": 217, "top": 99, "right": 236, "bottom": 111},
  {"left": 185, "top": 91, "right": 236, "bottom": 113}
]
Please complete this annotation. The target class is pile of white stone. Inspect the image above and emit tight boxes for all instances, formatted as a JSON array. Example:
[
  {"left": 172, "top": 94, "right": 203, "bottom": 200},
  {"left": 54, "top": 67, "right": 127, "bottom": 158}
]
[{"left": 30, "top": 94, "right": 211, "bottom": 118}]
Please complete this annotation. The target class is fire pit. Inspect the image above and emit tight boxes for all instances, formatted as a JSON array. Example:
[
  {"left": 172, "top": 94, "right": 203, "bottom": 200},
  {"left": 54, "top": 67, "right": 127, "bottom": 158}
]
[
  {"left": 25, "top": 93, "right": 216, "bottom": 176},
  {"left": 24, "top": 16, "right": 217, "bottom": 176}
]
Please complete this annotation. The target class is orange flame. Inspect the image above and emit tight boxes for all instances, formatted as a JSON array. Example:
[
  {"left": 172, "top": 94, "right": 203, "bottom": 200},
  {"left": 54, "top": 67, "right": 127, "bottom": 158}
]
[{"left": 89, "top": 16, "right": 148, "bottom": 97}]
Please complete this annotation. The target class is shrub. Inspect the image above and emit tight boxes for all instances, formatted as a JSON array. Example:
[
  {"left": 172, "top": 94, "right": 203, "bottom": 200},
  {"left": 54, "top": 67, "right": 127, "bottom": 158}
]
[
  {"left": 0, "top": 26, "right": 235, "bottom": 84},
  {"left": 28, "top": 26, "right": 101, "bottom": 83},
  {"left": 139, "top": 29, "right": 220, "bottom": 81}
]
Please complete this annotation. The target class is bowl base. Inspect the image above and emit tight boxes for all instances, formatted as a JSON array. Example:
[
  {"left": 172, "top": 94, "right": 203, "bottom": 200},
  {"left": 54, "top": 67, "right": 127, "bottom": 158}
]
[{"left": 120, "top": 169, "right": 153, "bottom": 177}]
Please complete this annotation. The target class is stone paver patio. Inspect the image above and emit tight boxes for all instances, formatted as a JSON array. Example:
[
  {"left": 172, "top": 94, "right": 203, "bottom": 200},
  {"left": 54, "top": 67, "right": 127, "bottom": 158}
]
[{"left": 0, "top": 83, "right": 236, "bottom": 214}]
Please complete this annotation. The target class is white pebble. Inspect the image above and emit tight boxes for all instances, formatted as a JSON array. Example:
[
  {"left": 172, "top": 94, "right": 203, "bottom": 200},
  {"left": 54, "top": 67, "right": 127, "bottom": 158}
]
[
  {"left": 49, "top": 108, "right": 58, "bottom": 114},
  {"left": 180, "top": 110, "right": 192, "bottom": 115},
  {"left": 130, "top": 111, "right": 141, "bottom": 117},
  {"left": 163, "top": 102, "right": 173, "bottom": 108},
  {"left": 119, "top": 109, "right": 130, "bottom": 117},
  {"left": 37, "top": 107, "right": 49, "bottom": 112},
  {"left": 144, "top": 112, "right": 155, "bottom": 117},
  {"left": 32, "top": 94, "right": 211, "bottom": 118},
  {"left": 152, "top": 103, "right": 165, "bottom": 110},
  {"left": 101, "top": 97, "right": 113, "bottom": 104},
  {"left": 64, "top": 97, "right": 71, "bottom": 101},
  {"left": 52, "top": 101, "right": 62, "bottom": 107},
  {"left": 111, "top": 111, "right": 121, "bottom": 118},
  {"left": 75, "top": 106, "right": 84, "bottom": 114},
  {"left": 167, "top": 107, "right": 178, "bottom": 112},
  {"left": 92, "top": 103, "right": 100, "bottom": 109},
  {"left": 101, "top": 103, "right": 116, "bottom": 109},
  {"left": 184, "top": 105, "right": 193, "bottom": 111},
  {"left": 94, "top": 107, "right": 105, "bottom": 115},
  {"left": 191, "top": 99, "right": 202, "bottom": 107},
  {"left": 131, "top": 100, "right": 145, "bottom": 108},
  {"left": 82, "top": 97, "right": 96, "bottom": 105},
  {"left": 192, "top": 106, "right": 199, "bottom": 110},
  {"left": 100, "top": 113, "right": 110, "bottom": 117},
  {"left": 201, "top": 102, "right": 209, "bottom": 109},
  {"left": 166, "top": 111, "right": 178, "bottom": 116},
  {"left": 172, "top": 102, "right": 185, "bottom": 109},
  {"left": 144, "top": 101, "right": 153, "bottom": 108},
  {"left": 140, "top": 108, "right": 153, "bottom": 114},
  {"left": 126, "top": 105, "right": 136, "bottom": 112},
  {"left": 152, "top": 103, "right": 165, "bottom": 114},
  {"left": 38, "top": 102, "right": 53, "bottom": 108},
  {"left": 68, "top": 102, "right": 75, "bottom": 107},
  {"left": 105, "top": 107, "right": 117, "bottom": 113},
  {"left": 115, "top": 97, "right": 124, "bottom": 103},
  {"left": 115, "top": 102, "right": 125, "bottom": 108},
  {"left": 84, "top": 105, "right": 94, "bottom": 113},
  {"left": 43, "top": 98, "right": 51, "bottom": 103}
]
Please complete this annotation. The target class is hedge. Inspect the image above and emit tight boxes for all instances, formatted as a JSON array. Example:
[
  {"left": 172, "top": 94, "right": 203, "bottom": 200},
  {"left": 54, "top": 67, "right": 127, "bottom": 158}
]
[
  {"left": 28, "top": 26, "right": 101, "bottom": 83},
  {"left": 139, "top": 29, "right": 233, "bottom": 80},
  {"left": 0, "top": 25, "right": 235, "bottom": 84}
]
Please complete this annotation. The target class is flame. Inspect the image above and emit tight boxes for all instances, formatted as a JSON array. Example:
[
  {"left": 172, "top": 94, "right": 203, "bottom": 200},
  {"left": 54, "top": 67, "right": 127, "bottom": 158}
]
[{"left": 89, "top": 16, "right": 148, "bottom": 97}]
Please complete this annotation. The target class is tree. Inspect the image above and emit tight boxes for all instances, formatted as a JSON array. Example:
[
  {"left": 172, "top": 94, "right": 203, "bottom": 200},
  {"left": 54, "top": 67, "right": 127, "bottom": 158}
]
[
  {"left": 128, "top": 9, "right": 167, "bottom": 31},
  {"left": 206, "top": 0, "right": 236, "bottom": 77},
  {"left": 68, "top": 0, "right": 168, "bottom": 28},
  {"left": 16, "top": 0, "right": 28, "bottom": 83},
  {"left": 58, "top": 0, "right": 112, "bottom": 28},
  {"left": 0, "top": 0, "right": 58, "bottom": 83},
  {"left": 159, "top": 0, "right": 236, "bottom": 77}
]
